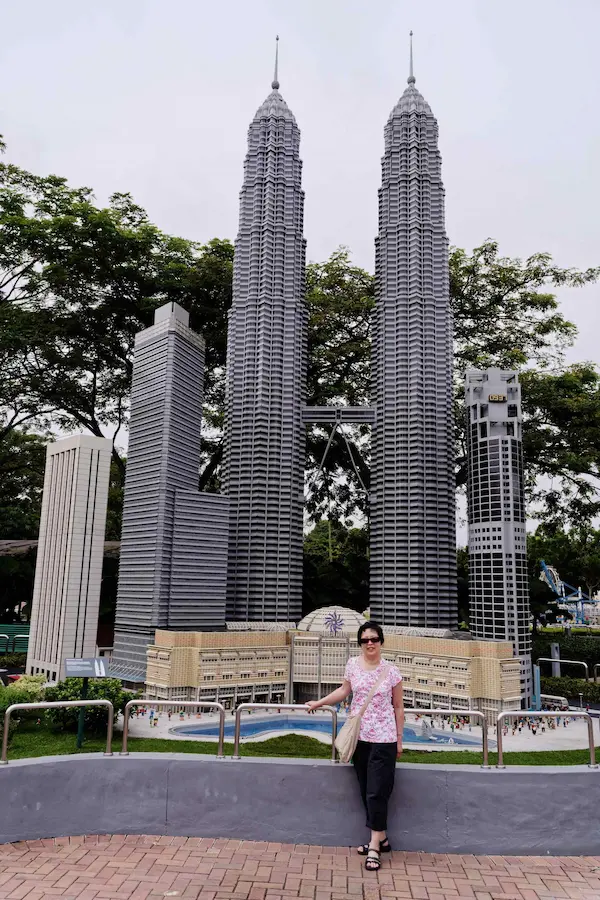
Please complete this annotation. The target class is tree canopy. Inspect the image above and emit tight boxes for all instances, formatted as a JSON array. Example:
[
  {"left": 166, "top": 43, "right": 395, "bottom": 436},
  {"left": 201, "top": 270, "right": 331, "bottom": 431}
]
[{"left": 2, "top": 157, "right": 600, "bottom": 626}]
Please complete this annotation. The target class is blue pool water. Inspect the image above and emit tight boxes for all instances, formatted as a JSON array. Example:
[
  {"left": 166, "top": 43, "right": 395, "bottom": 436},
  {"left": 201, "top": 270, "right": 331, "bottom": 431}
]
[{"left": 170, "top": 714, "right": 484, "bottom": 746}]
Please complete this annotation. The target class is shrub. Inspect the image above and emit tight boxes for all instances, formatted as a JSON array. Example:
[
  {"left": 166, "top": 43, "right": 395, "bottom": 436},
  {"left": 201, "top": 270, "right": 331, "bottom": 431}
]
[
  {"left": 0, "top": 653, "right": 27, "bottom": 668},
  {"left": 540, "top": 676, "right": 600, "bottom": 703},
  {"left": 5, "top": 675, "right": 45, "bottom": 701},
  {"left": 44, "top": 678, "right": 137, "bottom": 733},
  {"left": 533, "top": 634, "right": 600, "bottom": 671},
  {"left": 0, "top": 685, "right": 43, "bottom": 746}
]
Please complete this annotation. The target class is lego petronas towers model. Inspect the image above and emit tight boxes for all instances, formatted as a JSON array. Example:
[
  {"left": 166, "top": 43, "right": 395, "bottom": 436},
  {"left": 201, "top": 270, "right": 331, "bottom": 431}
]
[
  {"left": 222, "top": 43, "right": 307, "bottom": 623},
  {"left": 370, "top": 42, "right": 457, "bottom": 627},
  {"left": 223, "top": 39, "right": 457, "bottom": 628}
]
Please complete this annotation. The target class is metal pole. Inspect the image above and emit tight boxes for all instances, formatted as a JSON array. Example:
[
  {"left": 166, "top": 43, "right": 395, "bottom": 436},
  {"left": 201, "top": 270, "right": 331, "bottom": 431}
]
[
  {"left": 119, "top": 700, "right": 226, "bottom": 757},
  {"left": 1, "top": 700, "right": 114, "bottom": 765},
  {"left": 533, "top": 664, "right": 541, "bottom": 711},
  {"left": 317, "top": 637, "right": 322, "bottom": 700},
  {"left": 586, "top": 714, "right": 597, "bottom": 768},
  {"left": 287, "top": 635, "right": 294, "bottom": 704},
  {"left": 232, "top": 703, "right": 338, "bottom": 762},
  {"left": 550, "top": 642, "right": 561, "bottom": 678},
  {"left": 496, "top": 713, "right": 506, "bottom": 769},
  {"left": 76, "top": 677, "right": 89, "bottom": 750}
]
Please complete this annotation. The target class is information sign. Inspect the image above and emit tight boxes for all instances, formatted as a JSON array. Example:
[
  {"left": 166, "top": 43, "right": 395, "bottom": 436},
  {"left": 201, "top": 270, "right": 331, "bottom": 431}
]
[{"left": 64, "top": 657, "right": 109, "bottom": 678}]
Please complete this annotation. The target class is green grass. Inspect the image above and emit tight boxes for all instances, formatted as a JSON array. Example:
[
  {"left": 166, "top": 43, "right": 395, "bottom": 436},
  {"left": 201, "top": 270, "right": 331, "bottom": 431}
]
[{"left": 4, "top": 723, "right": 598, "bottom": 767}]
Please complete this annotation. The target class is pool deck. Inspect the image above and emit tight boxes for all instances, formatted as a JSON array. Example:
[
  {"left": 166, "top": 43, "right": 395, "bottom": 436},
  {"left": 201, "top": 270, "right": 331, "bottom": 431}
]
[
  {"left": 123, "top": 710, "right": 598, "bottom": 752},
  {"left": 1, "top": 834, "right": 599, "bottom": 900}
]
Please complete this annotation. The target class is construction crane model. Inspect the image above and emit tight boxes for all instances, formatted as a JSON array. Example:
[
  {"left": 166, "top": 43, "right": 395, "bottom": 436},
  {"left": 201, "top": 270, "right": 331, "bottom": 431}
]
[{"left": 539, "top": 560, "right": 598, "bottom": 624}]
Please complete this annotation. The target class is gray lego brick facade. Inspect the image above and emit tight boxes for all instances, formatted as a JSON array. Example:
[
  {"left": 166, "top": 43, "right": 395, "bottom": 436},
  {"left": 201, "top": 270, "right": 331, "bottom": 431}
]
[
  {"left": 169, "top": 491, "right": 229, "bottom": 630},
  {"left": 466, "top": 369, "right": 531, "bottom": 704},
  {"left": 370, "top": 76, "right": 457, "bottom": 627},
  {"left": 26, "top": 436, "right": 112, "bottom": 682},
  {"left": 113, "top": 304, "right": 207, "bottom": 677},
  {"left": 222, "top": 84, "right": 307, "bottom": 623}
]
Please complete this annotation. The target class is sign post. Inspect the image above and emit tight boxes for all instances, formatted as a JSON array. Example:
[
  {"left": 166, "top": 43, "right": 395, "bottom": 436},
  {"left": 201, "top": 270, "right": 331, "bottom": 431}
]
[
  {"left": 76, "top": 677, "right": 89, "bottom": 749},
  {"left": 64, "top": 658, "right": 110, "bottom": 751}
]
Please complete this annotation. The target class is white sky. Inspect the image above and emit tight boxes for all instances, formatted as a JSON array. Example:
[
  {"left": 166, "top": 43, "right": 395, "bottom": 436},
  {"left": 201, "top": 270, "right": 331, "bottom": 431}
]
[
  {"left": 2, "top": 0, "right": 599, "bottom": 367},
  {"left": 3, "top": 0, "right": 599, "bottom": 543}
]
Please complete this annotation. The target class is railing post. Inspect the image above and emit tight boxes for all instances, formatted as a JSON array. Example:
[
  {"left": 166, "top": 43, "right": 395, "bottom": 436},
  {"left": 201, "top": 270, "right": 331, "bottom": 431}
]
[
  {"left": 104, "top": 703, "right": 114, "bottom": 757},
  {"left": 496, "top": 712, "right": 507, "bottom": 769},
  {"left": 330, "top": 708, "right": 338, "bottom": 763},
  {"left": 586, "top": 714, "right": 597, "bottom": 768},
  {"left": 0, "top": 708, "right": 13, "bottom": 765},
  {"left": 233, "top": 704, "right": 244, "bottom": 760}
]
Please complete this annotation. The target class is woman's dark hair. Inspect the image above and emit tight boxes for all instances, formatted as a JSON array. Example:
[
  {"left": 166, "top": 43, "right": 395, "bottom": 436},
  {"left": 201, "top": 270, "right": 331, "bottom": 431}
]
[{"left": 357, "top": 621, "right": 384, "bottom": 645}]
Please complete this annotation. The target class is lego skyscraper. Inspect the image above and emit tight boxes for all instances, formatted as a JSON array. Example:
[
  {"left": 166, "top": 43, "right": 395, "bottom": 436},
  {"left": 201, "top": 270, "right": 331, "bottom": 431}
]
[
  {"left": 222, "top": 43, "right": 308, "bottom": 622},
  {"left": 370, "top": 40, "right": 457, "bottom": 627}
]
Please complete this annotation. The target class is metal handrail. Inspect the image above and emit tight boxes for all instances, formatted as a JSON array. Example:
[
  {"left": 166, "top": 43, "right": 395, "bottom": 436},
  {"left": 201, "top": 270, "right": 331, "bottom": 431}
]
[
  {"left": 536, "top": 657, "right": 590, "bottom": 681},
  {"left": 12, "top": 636, "right": 28, "bottom": 652},
  {"left": 496, "top": 710, "right": 598, "bottom": 769},
  {"left": 594, "top": 664, "right": 600, "bottom": 684},
  {"left": 232, "top": 703, "right": 338, "bottom": 762},
  {"left": 120, "top": 700, "right": 226, "bottom": 758},
  {"left": 404, "top": 708, "right": 490, "bottom": 769},
  {"left": 0, "top": 700, "right": 114, "bottom": 765}
]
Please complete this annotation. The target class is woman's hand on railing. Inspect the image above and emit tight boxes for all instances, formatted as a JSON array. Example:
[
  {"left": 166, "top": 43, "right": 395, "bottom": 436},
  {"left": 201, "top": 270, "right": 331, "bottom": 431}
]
[{"left": 305, "top": 701, "right": 320, "bottom": 714}]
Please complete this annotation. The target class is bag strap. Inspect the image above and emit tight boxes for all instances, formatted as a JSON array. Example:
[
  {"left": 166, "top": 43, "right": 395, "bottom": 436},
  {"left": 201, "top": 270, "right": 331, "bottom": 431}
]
[{"left": 356, "top": 665, "right": 389, "bottom": 719}]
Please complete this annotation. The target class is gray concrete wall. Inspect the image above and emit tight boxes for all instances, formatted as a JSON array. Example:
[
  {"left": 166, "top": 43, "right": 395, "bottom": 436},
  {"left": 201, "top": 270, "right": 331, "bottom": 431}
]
[{"left": 2, "top": 754, "right": 600, "bottom": 855}]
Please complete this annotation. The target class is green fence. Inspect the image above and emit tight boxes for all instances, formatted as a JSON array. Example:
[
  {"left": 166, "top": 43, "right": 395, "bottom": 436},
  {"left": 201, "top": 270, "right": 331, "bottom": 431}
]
[{"left": 0, "top": 625, "right": 30, "bottom": 654}]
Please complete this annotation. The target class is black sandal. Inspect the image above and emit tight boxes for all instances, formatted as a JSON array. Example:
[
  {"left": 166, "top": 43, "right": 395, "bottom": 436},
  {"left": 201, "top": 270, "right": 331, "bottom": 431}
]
[
  {"left": 365, "top": 848, "right": 381, "bottom": 872},
  {"left": 358, "top": 838, "right": 391, "bottom": 855}
]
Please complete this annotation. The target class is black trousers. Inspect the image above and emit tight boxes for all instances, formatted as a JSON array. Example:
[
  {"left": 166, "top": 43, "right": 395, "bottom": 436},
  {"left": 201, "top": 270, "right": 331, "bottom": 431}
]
[{"left": 352, "top": 740, "right": 397, "bottom": 832}]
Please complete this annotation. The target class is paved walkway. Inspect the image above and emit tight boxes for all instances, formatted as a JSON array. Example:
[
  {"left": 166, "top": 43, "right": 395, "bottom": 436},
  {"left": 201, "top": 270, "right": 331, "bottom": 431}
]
[{"left": 1, "top": 835, "right": 600, "bottom": 900}]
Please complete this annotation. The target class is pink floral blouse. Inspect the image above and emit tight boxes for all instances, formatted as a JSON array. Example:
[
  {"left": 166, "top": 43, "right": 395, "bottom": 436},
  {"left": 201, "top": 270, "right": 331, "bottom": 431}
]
[{"left": 343, "top": 657, "right": 403, "bottom": 743}]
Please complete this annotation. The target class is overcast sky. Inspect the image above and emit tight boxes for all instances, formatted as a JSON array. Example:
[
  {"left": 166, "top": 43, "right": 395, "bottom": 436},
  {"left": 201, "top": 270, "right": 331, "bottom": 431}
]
[
  {"left": 2, "top": 0, "right": 599, "bottom": 369},
  {"left": 3, "top": 0, "right": 599, "bottom": 546}
]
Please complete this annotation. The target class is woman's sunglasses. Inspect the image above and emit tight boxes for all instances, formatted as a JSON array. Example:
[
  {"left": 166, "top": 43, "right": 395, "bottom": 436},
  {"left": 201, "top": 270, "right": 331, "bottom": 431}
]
[{"left": 359, "top": 637, "right": 381, "bottom": 645}]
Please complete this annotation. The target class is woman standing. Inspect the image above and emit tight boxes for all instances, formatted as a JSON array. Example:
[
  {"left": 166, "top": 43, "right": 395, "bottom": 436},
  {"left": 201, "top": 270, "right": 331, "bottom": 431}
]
[{"left": 306, "top": 622, "right": 403, "bottom": 871}]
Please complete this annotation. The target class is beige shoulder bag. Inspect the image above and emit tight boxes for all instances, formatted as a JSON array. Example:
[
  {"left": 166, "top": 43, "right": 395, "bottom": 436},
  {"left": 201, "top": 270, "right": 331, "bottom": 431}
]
[{"left": 335, "top": 666, "right": 389, "bottom": 763}]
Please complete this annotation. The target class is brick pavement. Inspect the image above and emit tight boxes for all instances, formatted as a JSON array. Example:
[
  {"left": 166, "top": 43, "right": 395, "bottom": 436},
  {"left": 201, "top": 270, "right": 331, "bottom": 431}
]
[{"left": 1, "top": 835, "right": 600, "bottom": 900}]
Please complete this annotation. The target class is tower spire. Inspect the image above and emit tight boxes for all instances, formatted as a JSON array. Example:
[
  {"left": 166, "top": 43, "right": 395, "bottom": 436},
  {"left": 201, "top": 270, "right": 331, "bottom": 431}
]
[
  {"left": 408, "top": 30, "right": 415, "bottom": 84},
  {"left": 272, "top": 34, "right": 280, "bottom": 90}
]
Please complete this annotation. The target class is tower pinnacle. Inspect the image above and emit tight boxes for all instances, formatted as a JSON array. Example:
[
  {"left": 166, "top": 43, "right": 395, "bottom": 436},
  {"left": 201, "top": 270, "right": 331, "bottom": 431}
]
[
  {"left": 272, "top": 34, "right": 280, "bottom": 90},
  {"left": 408, "top": 30, "right": 415, "bottom": 84}
]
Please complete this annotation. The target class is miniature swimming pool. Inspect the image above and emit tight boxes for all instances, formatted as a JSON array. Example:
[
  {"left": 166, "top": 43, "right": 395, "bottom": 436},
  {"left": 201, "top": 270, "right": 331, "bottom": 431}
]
[{"left": 170, "top": 714, "right": 485, "bottom": 746}]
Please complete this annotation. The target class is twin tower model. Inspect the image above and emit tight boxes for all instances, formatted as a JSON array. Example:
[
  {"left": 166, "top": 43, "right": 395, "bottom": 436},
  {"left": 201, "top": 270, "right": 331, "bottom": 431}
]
[{"left": 111, "top": 47, "right": 457, "bottom": 678}]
